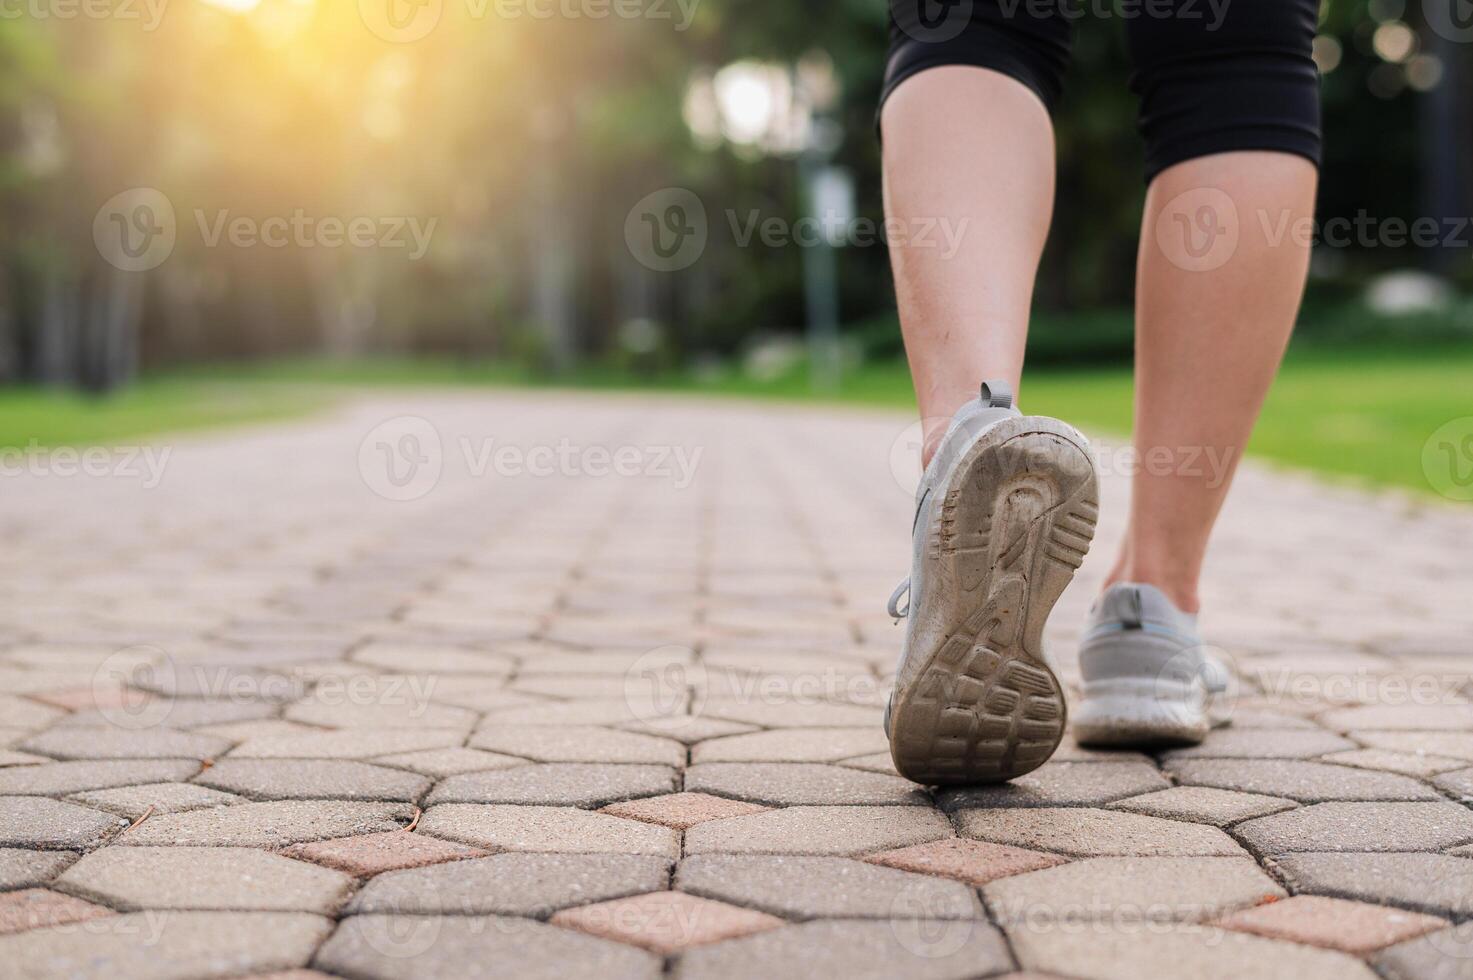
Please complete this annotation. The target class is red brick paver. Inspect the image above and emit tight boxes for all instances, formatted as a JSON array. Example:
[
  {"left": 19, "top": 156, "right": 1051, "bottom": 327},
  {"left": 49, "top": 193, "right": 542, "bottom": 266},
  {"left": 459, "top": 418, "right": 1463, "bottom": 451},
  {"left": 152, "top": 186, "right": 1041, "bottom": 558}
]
[{"left": 1216, "top": 895, "right": 1448, "bottom": 954}]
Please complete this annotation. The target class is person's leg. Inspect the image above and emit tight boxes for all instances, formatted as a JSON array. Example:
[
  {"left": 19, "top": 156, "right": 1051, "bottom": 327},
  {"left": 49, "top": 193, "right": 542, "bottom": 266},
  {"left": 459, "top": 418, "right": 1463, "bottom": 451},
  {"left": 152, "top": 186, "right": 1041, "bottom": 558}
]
[
  {"left": 1106, "top": 152, "right": 1318, "bottom": 613},
  {"left": 1104, "top": 0, "right": 1323, "bottom": 613},
  {"left": 1074, "top": 0, "right": 1321, "bottom": 748},
  {"left": 880, "top": 1, "right": 1071, "bottom": 464},
  {"left": 881, "top": 4, "right": 1101, "bottom": 784},
  {"left": 881, "top": 67, "right": 1055, "bottom": 465}
]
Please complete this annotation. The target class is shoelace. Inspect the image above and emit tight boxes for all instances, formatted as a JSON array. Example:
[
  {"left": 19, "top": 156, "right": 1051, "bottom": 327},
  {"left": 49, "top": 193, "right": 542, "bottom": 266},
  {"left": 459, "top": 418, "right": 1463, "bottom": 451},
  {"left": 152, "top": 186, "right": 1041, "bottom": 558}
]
[{"left": 887, "top": 579, "right": 910, "bottom": 620}]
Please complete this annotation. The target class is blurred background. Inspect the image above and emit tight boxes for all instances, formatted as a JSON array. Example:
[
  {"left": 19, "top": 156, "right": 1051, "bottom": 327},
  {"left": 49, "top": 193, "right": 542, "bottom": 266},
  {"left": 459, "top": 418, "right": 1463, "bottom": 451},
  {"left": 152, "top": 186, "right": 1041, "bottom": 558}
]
[{"left": 0, "top": 0, "right": 1469, "bottom": 494}]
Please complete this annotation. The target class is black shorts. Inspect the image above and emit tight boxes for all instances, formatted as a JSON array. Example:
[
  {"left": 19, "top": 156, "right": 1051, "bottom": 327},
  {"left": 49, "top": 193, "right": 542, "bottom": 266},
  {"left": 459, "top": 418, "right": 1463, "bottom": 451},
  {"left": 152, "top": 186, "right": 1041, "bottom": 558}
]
[{"left": 882, "top": 0, "right": 1322, "bottom": 182}]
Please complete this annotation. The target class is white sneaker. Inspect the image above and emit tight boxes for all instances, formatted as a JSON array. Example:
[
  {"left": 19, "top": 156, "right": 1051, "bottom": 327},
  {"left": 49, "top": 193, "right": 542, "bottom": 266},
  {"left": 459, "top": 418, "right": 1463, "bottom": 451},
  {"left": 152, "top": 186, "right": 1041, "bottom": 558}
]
[
  {"left": 885, "top": 380, "right": 1099, "bottom": 785},
  {"left": 1073, "top": 582, "right": 1229, "bottom": 747}
]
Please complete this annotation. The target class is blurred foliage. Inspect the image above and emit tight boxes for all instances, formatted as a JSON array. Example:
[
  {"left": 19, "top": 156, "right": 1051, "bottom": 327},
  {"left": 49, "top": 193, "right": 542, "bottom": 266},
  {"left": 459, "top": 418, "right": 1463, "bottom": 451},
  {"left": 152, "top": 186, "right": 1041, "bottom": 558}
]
[{"left": 0, "top": 0, "right": 1468, "bottom": 389}]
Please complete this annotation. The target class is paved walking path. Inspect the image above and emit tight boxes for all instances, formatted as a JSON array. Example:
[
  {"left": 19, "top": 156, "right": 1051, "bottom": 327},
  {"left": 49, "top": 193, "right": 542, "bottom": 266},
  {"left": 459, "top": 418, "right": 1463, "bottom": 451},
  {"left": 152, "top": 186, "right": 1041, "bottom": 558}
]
[{"left": 1, "top": 392, "right": 1471, "bottom": 979}]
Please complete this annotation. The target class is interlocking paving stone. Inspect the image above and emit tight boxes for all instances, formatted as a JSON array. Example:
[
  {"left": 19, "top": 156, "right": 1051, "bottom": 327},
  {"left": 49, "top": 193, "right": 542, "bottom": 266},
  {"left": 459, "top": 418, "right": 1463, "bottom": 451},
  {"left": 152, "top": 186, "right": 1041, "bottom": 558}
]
[
  {"left": 0, "top": 759, "right": 201, "bottom": 795},
  {"left": 1433, "top": 767, "right": 1473, "bottom": 800},
  {"left": 1235, "top": 802, "right": 1473, "bottom": 853},
  {"left": 600, "top": 792, "right": 771, "bottom": 830},
  {"left": 19, "top": 727, "right": 232, "bottom": 761},
  {"left": 68, "top": 781, "right": 243, "bottom": 818},
  {"left": 1160, "top": 729, "right": 1356, "bottom": 760},
  {"left": 419, "top": 804, "right": 679, "bottom": 856},
  {"left": 282, "top": 699, "right": 479, "bottom": 731},
  {"left": 1006, "top": 921, "right": 1381, "bottom": 980},
  {"left": 864, "top": 838, "right": 1067, "bottom": 885},
  {"left": 553, "top": 891, "right": 784, "bottom": 954},
  {"left": 985, "top": 857, "right": 1285, "bottom": 926},
  {"left": 227, "top": 730, "right": 465, "bottom": 759},
  {"left": 194, "top": 758, "right": 432, "bottom": 802},
  {"left": 348, "top": 852, "right": 670, "bottom": 916},
  {"left": 1353, "top": 732, "right": 1473, "bottom": 761},
  {"left": 481, "top": 699, "right": 677, "bottom": 727},
  {"left": 56, "top": 700, "right": 277, "bottom": 731},
  {"left": 428, "top": 763, "right": 676, "bottom": 807},
  {"left": 0, "top": 848, "right": 77, "bottom": 890},
  {"left": 696, "top": 701, "right": 884, "bottom": 729},
  {"left": 958, "top": 807, "right": 1245, "bottom": 857},
  {"left": 58, "top": 846, "right": 354, "bottom": 912},
  {"left": 684, "top": 763, "right": 928, "bottom": 806},
  {"left": 0, "top": 749, "right": 47, "bottom": 767},
  {"left": 1215, "top": 895, "right": 1447, "bottom": 954},
  {"left": 1320, "top": 749, "right": 1470, "bottom": 778},
  {"left": 372, "top": 747, "right": 528, "bottom": 777},
  {"left": 1165, "top": 759, "right": 1442, "bottom": 802},
  {"left": 315, "top": 914, "right": 663, "bottom": 980},
  {"left": 118, "top": 800, "right": 414, "bottom": 847},
  {"left": 674, "top": 917, "right": 1012, "bottom": 980},
  {"left": 939, "top": 761, "right": 1170, "bottom": 810},
  {"left": 835, "top": 752, "right": 900, "bottom": 775},
  {"left": 284, "top": 831, "right": 486, "bottom": 876},
  {"left": 0, "top": 697, "right": 65, "bottom": 729},
  {"left": 0, "top": 796, "right": 125, "bottom": 849},
  {"left": 1374, "top": 931, "right": 1473, "bottom": 980},
  {"left": 351, "top": 645, "right": 516, "bottom": 673},
  {"left": 1274, "top": 852, "right": 1473, "bottom": 917},
  {"left": 676, "top": 854, "right": 981, "bottom": 919},
  {"left": 468, "top": 726, "right": 685, "bottom": 766},
  {"left": 1108, "top": 786, "right": 1298, "bottom": 826},
  {"left": 0, "top": 911, "right": 332, "bottom": 980},
  {"left": 0, "top": 888, "right": 113, "bottom": 935},
  {"left": 683, "top": 806, "right": 953, "bottom": 857},
  {"left": 1320, "top": 704, "right": 1473, "bottom": 731},
  {"left": 618, "top": 717, "right": 759, "bottom": 745},
  {"left": 692, "top": 729, "right": 889, "bottom": 763}
]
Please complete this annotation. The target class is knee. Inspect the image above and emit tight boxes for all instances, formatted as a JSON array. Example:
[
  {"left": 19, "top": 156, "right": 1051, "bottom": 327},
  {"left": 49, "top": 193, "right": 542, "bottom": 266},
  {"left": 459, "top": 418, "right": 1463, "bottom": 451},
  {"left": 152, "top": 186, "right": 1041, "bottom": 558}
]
[
  {"left": 1128, "top": 0, "right": 1323, "bottom": 182},
  {"left": 883, "top": 0, "right": 1072, "bottom": 115}
]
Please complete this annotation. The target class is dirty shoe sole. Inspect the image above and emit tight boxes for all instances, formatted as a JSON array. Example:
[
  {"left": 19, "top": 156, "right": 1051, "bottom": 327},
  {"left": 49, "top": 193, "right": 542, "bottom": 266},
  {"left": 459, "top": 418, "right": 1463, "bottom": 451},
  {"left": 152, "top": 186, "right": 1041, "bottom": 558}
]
[{"left": 888, "top": 416, "right": 1099, "bottom": 785}]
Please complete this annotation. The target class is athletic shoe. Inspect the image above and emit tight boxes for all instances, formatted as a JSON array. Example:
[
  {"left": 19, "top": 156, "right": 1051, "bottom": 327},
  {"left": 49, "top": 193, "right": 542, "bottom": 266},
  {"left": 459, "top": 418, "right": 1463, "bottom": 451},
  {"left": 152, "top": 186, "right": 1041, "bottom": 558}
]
[
  {"left": 885, "top": 380, "right": 1099, "bottom": 785},
  {"left": 1072, "top": 582, "right": 1229, "bottom": 747}
]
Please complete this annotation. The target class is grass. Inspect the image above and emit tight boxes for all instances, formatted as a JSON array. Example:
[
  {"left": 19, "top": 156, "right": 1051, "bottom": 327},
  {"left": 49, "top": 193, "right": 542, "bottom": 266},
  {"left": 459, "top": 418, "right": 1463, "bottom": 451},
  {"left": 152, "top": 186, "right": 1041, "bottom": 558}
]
[
  {"left": 3, "top": 339, "right": 1469, "bottom": 497},
  {"left": 0, "top": 379, "right": 330, "bottom": 449}
]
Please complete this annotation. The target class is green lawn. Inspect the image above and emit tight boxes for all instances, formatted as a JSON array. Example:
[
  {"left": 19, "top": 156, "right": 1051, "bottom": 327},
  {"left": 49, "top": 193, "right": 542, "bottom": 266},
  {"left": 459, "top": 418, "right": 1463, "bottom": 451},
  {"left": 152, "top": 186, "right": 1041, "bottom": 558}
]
[{"left": 2, "top": 341, "right": 1468, "bottom": 497}]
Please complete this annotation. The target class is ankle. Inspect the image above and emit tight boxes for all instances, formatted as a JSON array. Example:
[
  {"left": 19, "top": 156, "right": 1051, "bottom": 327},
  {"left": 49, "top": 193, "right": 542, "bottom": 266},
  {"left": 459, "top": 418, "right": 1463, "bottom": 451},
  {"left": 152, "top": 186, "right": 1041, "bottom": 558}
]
[{"left": 1101, "top": 564, "right": 1201, "bottom": 615}]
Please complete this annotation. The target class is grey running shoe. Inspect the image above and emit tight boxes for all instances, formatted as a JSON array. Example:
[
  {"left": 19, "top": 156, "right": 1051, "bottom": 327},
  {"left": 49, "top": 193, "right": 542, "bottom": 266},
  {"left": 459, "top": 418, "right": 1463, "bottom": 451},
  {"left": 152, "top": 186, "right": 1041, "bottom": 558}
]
[
  {"left": 885, "top": 380, "right": 1100, "bottom": 785},
  {"left": 1073, "top": 582, "right": 1229, "bottom": 748}
]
